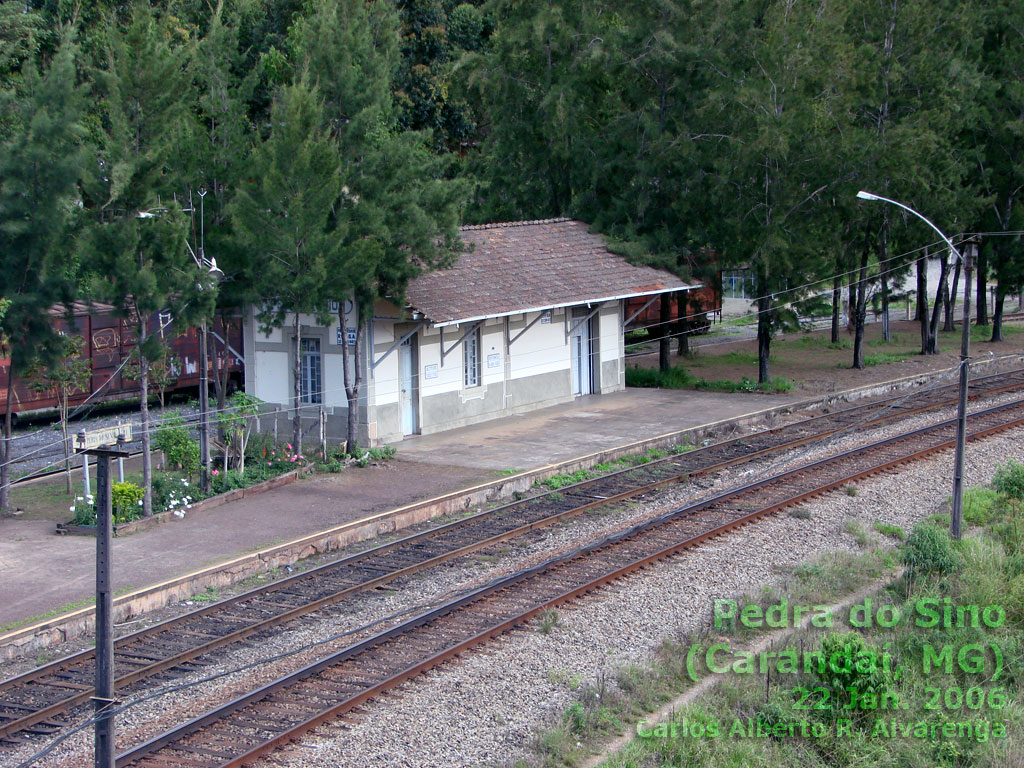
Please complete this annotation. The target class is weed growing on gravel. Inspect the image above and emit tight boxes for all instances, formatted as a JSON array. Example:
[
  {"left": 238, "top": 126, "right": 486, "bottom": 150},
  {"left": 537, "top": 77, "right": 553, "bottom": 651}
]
[
  {"left": 542, "top": 469, "right": 594, "bottom": 490},
  {"left": 843, "top": 484, "right": 858, "bottom": 496},
  {"left": 871, "top": 521, "right": 905, "bottom": 541},
  {"left": 788, "top": 507, "right": 812, "bottom": 520},
  {"left": 537, "top": 608, "right": 560, "bottom": 635},
  {"left": 843, "top": 519, "right": 870, "bottom": 547}
]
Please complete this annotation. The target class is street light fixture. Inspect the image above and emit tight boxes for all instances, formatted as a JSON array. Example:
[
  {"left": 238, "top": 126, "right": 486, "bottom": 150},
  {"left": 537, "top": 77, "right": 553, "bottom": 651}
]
[
  {"left": 187, "top": 188, "right": 221, "bottom": 495},
  {"left": 856, "top": 190, "right": 974, "bottom": 540}
]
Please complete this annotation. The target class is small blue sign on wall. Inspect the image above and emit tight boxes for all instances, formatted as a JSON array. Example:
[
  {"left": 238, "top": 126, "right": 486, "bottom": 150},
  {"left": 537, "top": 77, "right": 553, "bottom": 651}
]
[{"left": 336, "top": 326, "right": 357, "bottom": 346}]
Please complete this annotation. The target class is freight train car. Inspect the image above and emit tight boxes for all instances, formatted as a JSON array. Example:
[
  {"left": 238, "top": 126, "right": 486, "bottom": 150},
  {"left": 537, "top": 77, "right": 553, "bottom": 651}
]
[
  {"left": 623, "top": 279, "right": 722, "bottom": 335},
  {"left": 0, "top": 303, "right": 243, "bottom": 422}
]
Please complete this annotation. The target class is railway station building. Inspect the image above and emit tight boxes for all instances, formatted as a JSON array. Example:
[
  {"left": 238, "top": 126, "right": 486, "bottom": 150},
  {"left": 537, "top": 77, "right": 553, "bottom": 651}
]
[{"left": 242, "top": 218, "right": 697, "bottom": 446}]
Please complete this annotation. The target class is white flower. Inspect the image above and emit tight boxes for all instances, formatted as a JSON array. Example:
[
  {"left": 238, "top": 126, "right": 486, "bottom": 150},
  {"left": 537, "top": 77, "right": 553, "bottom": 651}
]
[
  {"left": 185, "top": 504, "right": 192, "bottom": 510},
  {"left": 76, "top": 496, "right": 84, "bottom": 502},
  {"left": 137, "top": 500, "right": 143, "bottom": 506},
  {"left": 69, "top": 506, "right": 75, "bottom": 512}
]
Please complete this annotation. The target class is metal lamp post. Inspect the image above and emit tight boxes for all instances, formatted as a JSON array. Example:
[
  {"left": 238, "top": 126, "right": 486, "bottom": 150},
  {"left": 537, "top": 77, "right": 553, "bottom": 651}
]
[
  {"left": 856, "top": 191, "right": 975, "bottom": 539},
  {"left": 190, "top": 188, "right": 223, "bottom": 495}
]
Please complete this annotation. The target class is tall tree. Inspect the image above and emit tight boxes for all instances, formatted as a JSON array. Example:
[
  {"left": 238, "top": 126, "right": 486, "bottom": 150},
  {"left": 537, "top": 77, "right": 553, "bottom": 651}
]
[
  {"left": 0, "top": 37, "right": 85, "bottom": 513},
  {"left": 970, "top": 0, "right": 1024, "bottom": 343},
  {"left": 229, "top": 77, "right": 342, "bottom": 453},
  {"left": 289, "top": 0, "right": 466, "bottom": 452},
  {"left": 699, "top": 0, "right": 848, "bottom": 383},
  {"left": 81, "top": 5, "right": 198, "bottom": 516}
]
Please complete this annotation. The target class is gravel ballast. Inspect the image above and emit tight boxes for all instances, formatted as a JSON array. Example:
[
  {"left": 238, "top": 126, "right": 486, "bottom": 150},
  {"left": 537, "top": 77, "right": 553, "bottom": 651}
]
[{"left": 8, "top": 399, "right": 1022, "bottom": 768}]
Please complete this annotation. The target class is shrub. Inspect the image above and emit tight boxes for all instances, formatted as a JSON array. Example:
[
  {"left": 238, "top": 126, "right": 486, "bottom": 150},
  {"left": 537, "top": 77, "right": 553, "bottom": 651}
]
[
  {"left": 993, "top": 459, "right": 1024, "bottom": 500},
  {"left": 368, "top": 445, "right": 397, "bottom": 462},
  {"left": 69, "top": 494, "right": 96, "bottom": 526},
  {"left": 963, "top": 487, "right": 1001, "bottom": 526},
  {"left": 111, "top": 482, "right": 144, "bottom": 524},
  {"left": 211, "top": 470, "right": 247, "bottom": 494},
  {"left": 154, "top": 411, "right": 199, "bottom": 478},
  {"left": 902, "top": 522, "right": 959, "bottom": 576}
]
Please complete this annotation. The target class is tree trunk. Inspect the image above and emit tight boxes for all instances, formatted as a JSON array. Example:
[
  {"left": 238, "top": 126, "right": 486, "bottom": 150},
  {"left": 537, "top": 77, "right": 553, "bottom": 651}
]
[
  {"left": 976, "top": 247, "right": 988, "bottom": 326},
  {"left": 0, "top": 376, "right": 12, "bottom": 512},
  {"left": 830, "top": 273, "right": 841, "bottom": 344},
  {"left": 61, "top": 403, "right": 71, "bottom": 495},
  {"left": 675, "top": 292, "right": 689, "bottom": 357},
  {"left": 991, "top": 285, "right": 1005, "bottom": 342},
  {"left": 139, "top": 321, "right": 153, "bottom": 516},
  {"left": 881, "top": 275, "right": 890, "bottom": 342},
  {"left": 292, "top": 312, "right": 302, "bottom": 454},
  {"left": 915, "top": 252, "right": 927, "bottom": 322},
  {"left": 208, "top": 328, "right": 224, "bottom": 440},
  {"left": 852, "top": 238, "right": 870, "bottom": 369},
  {"left": 756, "top": 293, "right": 771, "bottom": 385},
  {"left": 340, "top": 298, "right": 364, "bottom": 455},
  {"left": 847, "top": 280, "right": 856, "bottom": 332},
  {"left": 927, "top": 252, "right": 948, "bottom": 355},
  {"left": 880, "top": 215, "right": 890, "bottom": 342},
  {"left": 658, "top": 292, "right": 672, "bottom": 371},
  {"left": 918, "top": 251, "right": 930, "bottom": 354},
  {"left": 944, "top": 255, "right": 960, "bottom": 332}
]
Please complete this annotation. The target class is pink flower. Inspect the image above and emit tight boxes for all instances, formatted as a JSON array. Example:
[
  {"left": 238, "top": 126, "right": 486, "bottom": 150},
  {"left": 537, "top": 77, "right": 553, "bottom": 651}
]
[
  {"left": 212, "top": 469, "right": 220, "bottom": 477},
  {"left": 286, "top": 443, "right": 293, "bottom": 451},
  {"left": 267, "top": 461, "right": 272, "bottom": 466},
  {"left": 290, "top": 456, "right": 296, "bottom": 462}
]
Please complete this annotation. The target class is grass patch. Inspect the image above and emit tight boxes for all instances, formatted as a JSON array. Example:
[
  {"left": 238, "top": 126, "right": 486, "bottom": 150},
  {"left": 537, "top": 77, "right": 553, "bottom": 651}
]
[
  {"left": 871, "top": 521, "right": 906, "bottom": 541},
  {"left": 0, "top": 596, "right": 96, "bottom": 635},
  {"left": 494, "top": 468, "right": 523, "bottom": 477},
  {"left": 843, "top": 518, "right": 871, "bottom": 547},
  {"left": 541, "top": 469, "right": 595, "bottom": 490},
  {"left": 190, "top": 587, "right": 220, "bottom": 604},
  {"left": 626, "top": 365, "right": 794, "bottom": 394}
]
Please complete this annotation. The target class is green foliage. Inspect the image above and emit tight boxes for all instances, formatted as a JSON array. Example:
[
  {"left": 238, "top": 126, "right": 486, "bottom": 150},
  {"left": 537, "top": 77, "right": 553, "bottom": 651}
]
[
  {"left": 542, "top": 468, "right": 593, "bottom": 490},
  {"left": 963, "top": 487, "right": 1002, "bottom": 526},
  {"left": 153, "top": 412, "right": 200, "bottom": 478},
  {"left": 902, "top": 522, "right": 959, "bottom": 577},
  {"left": 993, "top": 459, "right": 1024, "bottom": 501},
  {"left": 368, "top": 445, "right": 397, "bottom": 462},
  {"left": 626, "top": 365, "right": 794, "bottom": 394},
  {"left": 871, "top": 521, "right": 906, "bottom": 541},
  {"left": 812, "top": 632, "right": 895, "bottom": 717},
  {"left": 111, "top": 482, "right": 144, "bottom": 524},
  {"left": 211, "top": 470, "right": 247, "bottom": 494}
]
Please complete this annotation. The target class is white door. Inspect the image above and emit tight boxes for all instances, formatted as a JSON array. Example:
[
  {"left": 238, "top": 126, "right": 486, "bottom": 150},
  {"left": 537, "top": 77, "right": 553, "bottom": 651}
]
[
  {"left": 571, "top": 309, "right": 593, "bottom": 395},
  {"left": 399, "top": 336, "right": 419, "bottom": 435}
]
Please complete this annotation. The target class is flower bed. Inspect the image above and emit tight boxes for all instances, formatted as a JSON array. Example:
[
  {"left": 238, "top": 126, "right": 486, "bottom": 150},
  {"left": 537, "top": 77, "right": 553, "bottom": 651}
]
[{"left": 56, "top": 445, "right": 311, "bottom": 537}]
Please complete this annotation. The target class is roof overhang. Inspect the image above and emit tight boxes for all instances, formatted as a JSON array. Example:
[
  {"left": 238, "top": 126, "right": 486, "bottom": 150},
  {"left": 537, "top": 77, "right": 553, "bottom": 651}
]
[{"left": 421, "top": 284, "right": 701, "bottom": 328}]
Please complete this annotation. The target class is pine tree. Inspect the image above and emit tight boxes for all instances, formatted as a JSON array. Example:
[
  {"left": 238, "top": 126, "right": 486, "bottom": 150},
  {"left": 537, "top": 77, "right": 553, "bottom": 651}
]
[
  {"left": 0, "top": 38, "right": 86, "bottom": 513},
  {"left": 81, "top": 5, "right": 198, "bottom": 516},
  {"left": 289, "top": 0, "right": 466, "bottom": 452},
  {"left": 229, "top": 77, "right": 342, "bottom": 453}
]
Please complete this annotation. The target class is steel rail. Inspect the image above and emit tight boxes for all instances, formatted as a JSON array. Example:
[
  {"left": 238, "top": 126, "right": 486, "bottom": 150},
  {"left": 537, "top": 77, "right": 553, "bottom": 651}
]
[
  {"left": 3, "top": 370, "right": 1024, "bottom": 746},
  {"left": 114, "top": 397, "right": 1024, "bottom": 768}
]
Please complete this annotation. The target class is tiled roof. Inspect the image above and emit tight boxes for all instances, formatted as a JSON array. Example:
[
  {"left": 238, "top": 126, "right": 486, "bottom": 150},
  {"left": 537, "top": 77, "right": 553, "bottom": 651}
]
[{"left": 406, "top": 219, "right": 697, "bottom": 326}]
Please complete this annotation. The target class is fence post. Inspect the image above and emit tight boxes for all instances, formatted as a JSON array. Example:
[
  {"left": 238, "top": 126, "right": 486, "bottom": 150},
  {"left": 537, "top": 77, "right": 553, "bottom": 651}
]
[
  {"left": 319, "top": 406, "right": 327, "bottom": 462},
  {"left": 273, "top": 407, "right": 279, "bottom": 445}
]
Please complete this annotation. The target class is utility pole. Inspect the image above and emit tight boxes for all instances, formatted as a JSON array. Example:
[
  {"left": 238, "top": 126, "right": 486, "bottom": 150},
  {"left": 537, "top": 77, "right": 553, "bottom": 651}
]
[
  {"left": 77, "top": 442, "right": 130, "bottom": 768},
  {"left": 950, "top": 237, "right": 978, "bottom": 540}
]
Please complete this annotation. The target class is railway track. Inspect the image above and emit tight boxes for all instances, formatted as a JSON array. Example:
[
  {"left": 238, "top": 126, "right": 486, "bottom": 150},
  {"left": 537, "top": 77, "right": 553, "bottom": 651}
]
[
  {"left": 1, "top": 369, "right": 1023, "bottom": 755},
  {"left": 111, "top": 396, "right": 1024, "bottom": 768}
]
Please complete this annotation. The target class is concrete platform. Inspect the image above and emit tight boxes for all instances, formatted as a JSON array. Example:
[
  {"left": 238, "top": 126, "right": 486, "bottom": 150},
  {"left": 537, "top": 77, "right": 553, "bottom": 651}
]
[
  {"left": 395, "top": 388, "right": 796, "bottom": 470},
  {"left": 0, "top": 388, "right": 798, "bottom": 642}
]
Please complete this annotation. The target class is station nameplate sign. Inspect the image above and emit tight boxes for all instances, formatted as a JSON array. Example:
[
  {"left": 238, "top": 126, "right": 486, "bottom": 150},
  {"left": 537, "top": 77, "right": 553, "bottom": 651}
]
[{"left": 76, "top": 424, "right": 132, "bottom": 450}]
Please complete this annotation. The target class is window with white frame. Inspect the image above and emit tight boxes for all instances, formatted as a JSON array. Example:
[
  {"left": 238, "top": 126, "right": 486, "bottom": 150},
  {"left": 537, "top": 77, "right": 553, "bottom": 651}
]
[
  {"left": 464, "top": 328, "right": 480, "bottom": 387},
  {"left": 299, "top": 337, "right": 322, "bottom": 404}
]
